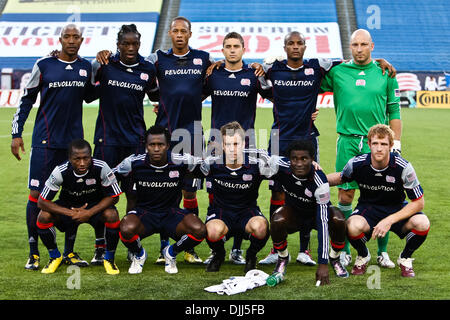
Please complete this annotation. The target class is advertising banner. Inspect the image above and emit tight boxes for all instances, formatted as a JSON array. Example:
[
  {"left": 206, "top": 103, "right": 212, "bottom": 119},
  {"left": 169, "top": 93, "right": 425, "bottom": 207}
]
[
  {"left": 416, "top": 91, "right": 450, "bottom": 109},
  {"left": 396, "top": 71, "right": 448, "bottom": 92},
  {"left": 190, "top": 22, "right": 343, "bottom": 61}
]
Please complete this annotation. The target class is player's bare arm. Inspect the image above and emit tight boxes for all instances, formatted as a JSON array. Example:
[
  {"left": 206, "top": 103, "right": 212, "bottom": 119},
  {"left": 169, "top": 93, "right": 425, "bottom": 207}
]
[
  {"left": 37, "top": 198, "right": 75, "bottom": 218},
  {"left": 326, "top": 172, "right": 343, "bottom": 187},
  {"left": 71, "top": 196, "right": 118, "bottom": 224}
]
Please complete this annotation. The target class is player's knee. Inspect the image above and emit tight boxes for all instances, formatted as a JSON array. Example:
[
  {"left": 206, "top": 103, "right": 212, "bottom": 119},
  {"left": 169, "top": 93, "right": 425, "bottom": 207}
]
[
  {"left": 186, "top": 215, "right": 207, "bottom": 239},
  {"left": 206, "top": 221, "right": 227, "bottom": 241},
  {"left": 30, "top": 190, "right": 40, "bottom": 200},
  {"left": 271, "top": 191, "right": 284, "bottom": 201},
  {"left": 119, "top": 215, "right": 139, "bottom": 238},
  {"left": 346, "top": 216, "right": 365, "bottom": 236},
  {"left": 37, "top": 210, "right": 52, "bottom": 224},
  {"left": 103, "top": 208, "right": 119, "bottom": 223},
  {"left": 410, "top": 214, "right": 430, "bottom": 232},
  {"left": 249, "top": 219, "right": 268, "bottom": 239}
]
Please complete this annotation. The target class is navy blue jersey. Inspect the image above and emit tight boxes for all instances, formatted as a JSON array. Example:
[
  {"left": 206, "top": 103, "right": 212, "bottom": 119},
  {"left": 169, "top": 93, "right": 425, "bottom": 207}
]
[
  {"left": 264, "top": 58, "right": 335, "bottom": 153},
  {"left": 92, "top": 53, "right": 157, "bottom": 147},
  {"left": 197, "top": 154, "right": 264, "bottom": 211},
  {"left": 115, "top": 152, "right": 197, "bottom": 212},
  {"left": 265, "top": 154, "right": 332, "bottom": 264},
  {"left": 341, "top": 153, "right": 424, "bottom": 208},
  {"left": 148, "top": 48, "right": 213, "bottom": 135},
  {"left": 12, "top": 56, "right": 93, "bottom": 149},
  {"left": 204, "top": 64, "right": 271, "bottom": 132},
  {"left": 40, "top": 159, "right": 122, "bottom": 207}
]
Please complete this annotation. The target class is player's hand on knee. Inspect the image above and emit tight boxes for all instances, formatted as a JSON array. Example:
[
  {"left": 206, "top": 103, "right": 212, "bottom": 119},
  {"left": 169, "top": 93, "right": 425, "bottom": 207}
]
[
  {"left": 11, "top": 137, "right": 25, "bottom": 161},
  {"left": 315, "top": 264, "right": 330, "bottom": 286}
]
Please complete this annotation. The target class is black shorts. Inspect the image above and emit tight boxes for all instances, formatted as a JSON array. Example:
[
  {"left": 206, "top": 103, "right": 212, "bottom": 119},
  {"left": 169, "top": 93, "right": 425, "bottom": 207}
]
[{"left": 351, "top": 201, "right": 424, "bottom": 239}]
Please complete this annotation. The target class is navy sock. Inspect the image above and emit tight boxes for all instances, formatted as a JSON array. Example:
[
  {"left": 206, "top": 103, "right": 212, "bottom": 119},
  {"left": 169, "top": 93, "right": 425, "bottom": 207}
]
[
  {"left": 348, "top": 233, "right": 369, "bottom": 257},
  {"left": 173, "top": 234, "right": 203, "bottom": 256},
  {"left": 26, "top": 199, "right": 40, "bottom": 255}
]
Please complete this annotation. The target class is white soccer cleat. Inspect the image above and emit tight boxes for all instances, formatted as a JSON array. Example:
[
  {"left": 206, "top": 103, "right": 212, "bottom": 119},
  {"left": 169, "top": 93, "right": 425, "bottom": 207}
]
[
  {"left": 229, "top": 249, "right": 246, "bottom": 265},
  {"left": 377, "top": 252, "right": 395, "bottom": 269},
  {"left": 128, "top": 249, "right": 147, "bottom": 274},
  {"left": 163, "top": 246, "right": 178, "bottom": 274},
  {"left": 296, "top": 250, "right": 316, "bottom": 266},
  {"left": 340, "top": 251, "right": 352, "bottom": 267},
  {"left": 258, "top": 249, "right": 279, "bottom": 265}
]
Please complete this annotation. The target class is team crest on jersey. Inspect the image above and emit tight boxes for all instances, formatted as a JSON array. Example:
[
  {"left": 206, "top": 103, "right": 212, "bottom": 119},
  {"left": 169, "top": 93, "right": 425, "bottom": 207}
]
[
  {"left": 304, "top": 188, "right": 312, "bottom": 197},
  {"left": 304, "top": 68, "right": 314, "bottom": 76},
  {"left": 241, "top": 78, "right": 251, "bottom": 86},
  {"left": 193, "top": 58, "right": 203, "bottom": 65},
  {"left": 356, "top": 79, "right": 366, "bottom": 86},
  {"left": 169, "top": 170, "right": 179, "bottom": 178},
  {"left": 386, "top": 175, "right": 396, "bottom": 183},
  {"left": 242, "top": 174, "right": 253, "bottom": 181},
  {"left": 30, "top": 179, "right": 40, "bottom": 187},
  {"left": 86, "top": 179, "right": 96, "bottom": 185},
  {"left": 140, "top": 73, "right": 149, "bottom": 81},
  {"left": 79, "top": 69, "right": 87, "bottom": 77}
]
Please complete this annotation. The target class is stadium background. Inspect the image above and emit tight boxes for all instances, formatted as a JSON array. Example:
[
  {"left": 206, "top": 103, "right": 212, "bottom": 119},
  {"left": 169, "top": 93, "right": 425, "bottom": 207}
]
[{"left": 0, "top": 0, "right": 449, "bottom": 301}]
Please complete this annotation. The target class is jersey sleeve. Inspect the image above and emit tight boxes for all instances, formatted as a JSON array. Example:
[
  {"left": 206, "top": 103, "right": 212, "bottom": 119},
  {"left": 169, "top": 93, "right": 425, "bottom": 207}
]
[
  {"left": 257, "top": 75, "right": 273, "bottom": 99},
  {"left": 40, "top": 166, "right": 63, "bottom": 201},
  {"left": 100, "top": 164, "right": 122, "bottom": 197},
  {"left": 340, "top": 157, "right": 356, "bottom": 183},
  {"left": 314, "top": 177, "right": 331, "bottom": 264},
  {"left": 257, "top": 153, "right": 289, "bottom": 178},
  {"left": 401, "top": 162, "right": 423, "bottom": 201},
  {"left": 386, "top": 76, "right": 401, "bottom": 121},
  {"left": 114, "top": 155, "right": 134, "bottom": 177},
  {"left": 11, "top": 60, "right": 42, "bottom": 139}
]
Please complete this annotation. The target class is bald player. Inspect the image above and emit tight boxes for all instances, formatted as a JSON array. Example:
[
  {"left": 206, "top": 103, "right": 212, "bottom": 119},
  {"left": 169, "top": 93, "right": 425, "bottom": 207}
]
[
  {"left": 320, "top": 29, "right": 402, "bottom": 269},
  {"left": 11, "top": 24, "right": 95, "bottom": 271}
]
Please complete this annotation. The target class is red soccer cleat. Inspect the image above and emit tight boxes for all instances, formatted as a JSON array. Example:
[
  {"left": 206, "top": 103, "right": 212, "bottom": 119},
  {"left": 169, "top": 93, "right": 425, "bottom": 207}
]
[
  {"left": 397, "top": 256, "right": 415, "bottom": 278},
  {"left": 351, "top": 252, "right": 371, "bottom": 276}
]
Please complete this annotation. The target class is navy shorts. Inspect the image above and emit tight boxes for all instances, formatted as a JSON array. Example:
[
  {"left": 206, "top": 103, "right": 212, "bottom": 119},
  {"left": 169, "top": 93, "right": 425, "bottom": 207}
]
[
  {"left": 51, "top": 200, "right": 116, "bottom": 232},
  {"left": 205, "top": 206, "right": 266, "bottom": 238},
  {"left": 127, "top": 207, "right": 189, "bottom": 240},
  {"left": 269, "top": 136, "right": 319, "bottom": 192},
  {"left": 351, "top": 202, "right": 424, "bottom": 239},
  {"left": 28, "top": 147, "right": 68, "bottom": 192},
  {"left": 93, "top": 144, "right": 144, "bottom": 193}
]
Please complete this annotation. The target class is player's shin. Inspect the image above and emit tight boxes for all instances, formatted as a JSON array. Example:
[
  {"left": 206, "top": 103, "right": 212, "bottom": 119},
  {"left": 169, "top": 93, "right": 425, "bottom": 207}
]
[
  {"left": 348, "top": 233, "right": 369, "bottom": 257},
  {"left": 26, "top": 197, "right": 40, "bottom": 255},
  {"left": 172, "top": 234, "right": 204, "bottom": 256},
  {"left": 119, "top": 232, "right": 143, "bottom": 257},
  {"left": 401, "top": 227, "right": 430, "bottom": 259},
  {"left": 36, "top": 221, "right": 60, "bottom": 258},
  {"left": 104, "top": 221, "right": 120, "bottom": 260}
]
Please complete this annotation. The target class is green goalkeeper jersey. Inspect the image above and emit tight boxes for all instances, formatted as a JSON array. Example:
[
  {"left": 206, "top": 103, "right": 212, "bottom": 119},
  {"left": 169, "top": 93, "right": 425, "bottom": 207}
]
[{"left": 321, "top": 60, "right": 401, "bottom": 136}]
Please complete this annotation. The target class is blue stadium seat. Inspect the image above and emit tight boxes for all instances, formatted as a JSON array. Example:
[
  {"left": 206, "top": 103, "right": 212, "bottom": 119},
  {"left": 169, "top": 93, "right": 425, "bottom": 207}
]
[
  {"left": 179, "top": 0, "right": 338, "bottom": 22},
  {"left": 353, "top": 0, "right": 450, "bottom": 71}
]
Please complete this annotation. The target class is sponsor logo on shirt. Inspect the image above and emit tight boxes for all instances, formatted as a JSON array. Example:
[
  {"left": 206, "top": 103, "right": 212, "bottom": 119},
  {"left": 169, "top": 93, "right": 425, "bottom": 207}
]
[
  {"left": 241, "top": 78, "right": 251, "bottom": 86},
  {"left": 356, "top": 79, "right": 366, "bottom": 86},
  {"left": 164, "top": 69, "right": 202, "bottom": 76},
  {"left": 304, "top": 68, "right": 314, "bottom": 76},
  {"left": 273, "top": 79, "right": 315, "bottom": 87},
  {"left": 86, "top": 179, "right": 96, "bottom": 185}
]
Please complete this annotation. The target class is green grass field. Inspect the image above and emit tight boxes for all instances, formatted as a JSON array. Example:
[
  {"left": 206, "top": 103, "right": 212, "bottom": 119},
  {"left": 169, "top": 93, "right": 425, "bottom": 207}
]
[{"left": 1, "top": 106, "right": 449, "bottom": 300}]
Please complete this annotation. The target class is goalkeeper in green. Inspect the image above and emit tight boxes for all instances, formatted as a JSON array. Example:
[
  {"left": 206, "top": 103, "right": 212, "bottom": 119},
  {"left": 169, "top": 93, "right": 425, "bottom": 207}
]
[{"left": 320, "top": 29, "right": 402, "bottom": 269}]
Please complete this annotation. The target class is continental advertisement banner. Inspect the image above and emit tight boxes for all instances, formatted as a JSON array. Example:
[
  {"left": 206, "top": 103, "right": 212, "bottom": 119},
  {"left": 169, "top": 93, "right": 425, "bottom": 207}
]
[
  {"left": 416, "top": 91, "right": 450, "bottom": 109},
  {"left": 3, "top": 0, "right": 163, "bottom": 13}
]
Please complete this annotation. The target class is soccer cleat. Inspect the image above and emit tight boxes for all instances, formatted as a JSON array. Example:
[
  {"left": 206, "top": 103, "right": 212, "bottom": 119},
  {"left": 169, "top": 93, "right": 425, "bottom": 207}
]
[
  {"left": 377, "top": 252, "right": 395, "bottom": 269},
  {"left": 330, "top": 257, "right": 349, "bottom": 278},
  {"left": 184, "top": 249, "right": 203, "bottom": 264},
  {"left": 397, "top": 255, "right": 415, "bottom": 277},
  {"left": 340, "top": 252, "right": 352, "bottom": 267},
  {"left": 273, "top": 255, "right": 289, "bottom": 275},
  {"left": 103, "top": 259, "right": 120, "bottom": 275},
  {"left": 155, "top": 252, "right": 165, "bottom": 265},
  {"left": 128, "top": 249, "right": 147, "bottom": 274},
  {"left": 203, "top": 250, "right": 216, "bottom": 265},
  {"left": 25, "top": 254, "right": 40, "bottom": 271},
  {"left": 296, "top": 250, "right": 317, "bottom": 266},
  {"left": 91, "top": 247, "right": 105, "bottom": 266},
  {"left": 41, "top": 256, "right": 63, "bottom": 274},
  {"left": 351, "top": 251, "right": 371, "bottom": 276},
  {"left": 258, "top": 248, "right": 278, "bottom": 265},
  {"left": 163, "top": 246, "right": 178, "bottom": 274},
  {"left": 244, "top": 254, "right": 257, "bottom": 273},
  {"left": 229, "top": 249, "right": 246, "bottom": 265},
  {"left": 63, "top": 252, "right": 89, "bottom": 267},
  {"left": 206, "top": 252, "right": 225, "bottom": 272}
]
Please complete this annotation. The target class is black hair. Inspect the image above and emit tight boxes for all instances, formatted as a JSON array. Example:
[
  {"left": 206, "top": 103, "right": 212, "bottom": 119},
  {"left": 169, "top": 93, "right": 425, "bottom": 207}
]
[
  {"left": 117, "top": 24, "right": 141, "bottom": 42},
  {"left": 285, "top": 139, "right": 315, "bottom": 159},
  {"left": 144, "top": 125, "right": 171, "bottom": 145},
  {"left": 171, "top": 16, "right": 191, "bottom": 31},
  {"left": 68, "top": 139, "right": 92, "bottom": 157},
  {"left": 223, "top": 32, "right": 245, "bottom": 47}
]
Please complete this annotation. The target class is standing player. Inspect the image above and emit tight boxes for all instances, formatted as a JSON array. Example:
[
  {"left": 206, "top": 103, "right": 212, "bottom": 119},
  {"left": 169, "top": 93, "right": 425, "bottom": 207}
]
[
  {"left": 262, "top": 140, "right": 349, "bottom": 285},
  {"left": 114, "top": 125, "right": 207, "bottom": 274},
  {"left": 36, "top": 139, "right": 122, "bottom": 275},
  {"left": 327, "top": 125, "right": 429, "bottom": 277},
  {"left": 11, "top": 24, "right": 95, "bottom": 270},
  {"left": 320, "top": 29, "right": 402, "bottom": 268},
  {"left": 97, "top": 16, "right": 213, "bottom": 263},
  {"left": 199, "top": 122, "right": 270, "bottom": 273},
  {"left": 89, "top": 24, "right": 157, "bottom": 265},
  {"left": 203, "top": 32, "right": 271, "bottom": 265}
]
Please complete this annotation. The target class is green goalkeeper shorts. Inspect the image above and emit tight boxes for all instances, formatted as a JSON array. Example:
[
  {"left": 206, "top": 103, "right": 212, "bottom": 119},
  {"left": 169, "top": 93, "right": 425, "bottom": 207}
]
[{"left": 335, "top": 134, "right": 371, "bottom": 190}]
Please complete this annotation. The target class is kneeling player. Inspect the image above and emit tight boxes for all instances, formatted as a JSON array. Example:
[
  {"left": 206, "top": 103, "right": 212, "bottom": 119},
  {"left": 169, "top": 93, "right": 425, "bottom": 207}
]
[
  {"left": 115, "top": 125, "right": 206, "bottom": 274},
  {"left": 37, "top": 139, "right": 122, "bottom": 275},
  {"left": 262, "top": 140, "right": 348, "bottom": 285},
  {"left": 327, "top": 124, "right": 430, "bottom": 277},
  {"left": 200, "top": 122, "right": 270, "bottom": 273}
]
